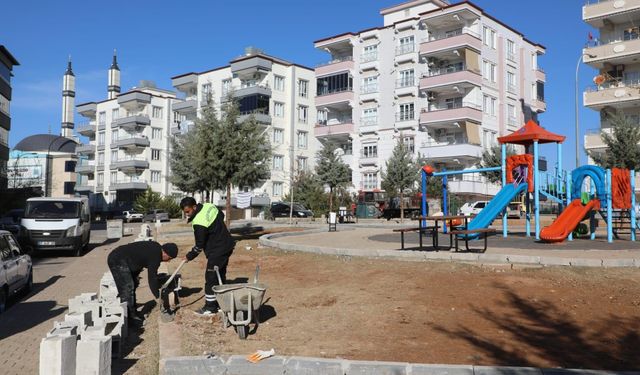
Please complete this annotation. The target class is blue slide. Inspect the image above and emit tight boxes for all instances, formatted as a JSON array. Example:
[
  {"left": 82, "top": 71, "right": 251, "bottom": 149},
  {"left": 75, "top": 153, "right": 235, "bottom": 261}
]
[{"left": 460, "top": 183, "right": 528, "bottom": 239}]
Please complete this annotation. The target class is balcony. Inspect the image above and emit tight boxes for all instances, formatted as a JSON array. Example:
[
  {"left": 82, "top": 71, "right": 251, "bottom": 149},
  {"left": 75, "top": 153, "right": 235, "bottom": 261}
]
[
  {"left": 419, "top": 104, "right": 482, "bottom": 128},
  {"left": 395, "top": 44, "right": 417, "bottom": 64},
  {"left": 238, "top": 108, "right": 271, "bottom": 125},
  {"left": 447, "top": 176, "right": 500, "bottom": 196},
  {"left": 584, "top": 128, "right": 610, "bottom": 150},
  {"left": 583, "top": 35, "right": 640, "bottom": 68},
  {"left": 420, "top": 68, "right": 481, "bottom": 94},
  {"left": 532, "top": 97, "right": 547, "bottom": 112},
  {"left": 117, "top": 91, "right": 151, "bottom": 111},
  {"left": 172, "top": 97, "right": 197, "bottom": 114},
  {"left": 171, "top": 73, "right": 198, "bottom": 94},
  {"left": 76, "top": 122, "right": 97, "bottom": 137},
  {"left": 419, "top": 30, "right": 482, "bottom": 57},
  {"left": 115, "top": 135, "right": 150, "bottom": 150},
  {"left": 77, "top": 102, "right": 97, "bottom": 118},
  {"left": 395, "top": 79, "right": 418, "bottom": 97},
  {"left": 76, "top": 143, "right": 96, "bottom": 155},
  {"left": 583, "top": 81, "right": 640, "bottom": 109},
  {"left": 75, "top": 184, "right": 93, "bottom": 192},
  {"left": 395, "top": 112, "right": 418, "bottom": 130},
  {"left": 314, "top": 120, "right": 354, "bottom": 139},
  {"left": 359, "top": 84, "right": 379, "bottom": 102},
  {"left": 115, "top": 115, "right": 151, "bottom": 130},
  {"left": 316, "top": 88, "right": 354, "bottom": 107},
  {"left": 583, "top": 0, "right": 640, "bottom": 27},
  {"left": 535, "top": 67, "right": 546, "bottom": 82},
  {"left": 112, "top": 179, "right": 148, "bottom": 191},
  {"left": 359, "top": 116, "right": 378, "bottom": 134},
  {"left": 226, "top": 85, "right": 271, "bottom": 101},
  {"left": 113, "top": 158, "right": 149, "bottom": 171},
  {"left": 75, "top": 161, "right": 95, "bottom": 174},
  {"left": 359, "top": 52, "right": 378, "bottom": 71},
  {"left": 359, "top": 152, "right": 378, "bottom": 166},
  {"left": 419, "top": 141, "right": 482, "bottom": 161},
  {"left": 316, "top": 56, "right": 354, "bottom": 77},
  {"left": 230, "top": 55, "right": 273, "bottom": 78}
]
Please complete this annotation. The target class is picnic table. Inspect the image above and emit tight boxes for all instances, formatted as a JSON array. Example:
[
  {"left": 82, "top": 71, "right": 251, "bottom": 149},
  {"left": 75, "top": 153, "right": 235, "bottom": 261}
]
[{"left": 393, "top": 215, "right": 471, "bottom": 251}]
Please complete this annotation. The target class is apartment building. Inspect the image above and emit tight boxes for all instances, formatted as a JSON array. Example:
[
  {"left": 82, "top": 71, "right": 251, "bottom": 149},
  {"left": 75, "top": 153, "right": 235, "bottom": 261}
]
[
  {"left": 0, "top": 45, "right": 20, "bottom": 190},
  {"left": 171, "top": 47, "right": 319, "bottom": 204},
  {"left": 75, "top": 54, "right": 183, "bottom": 211},
  {"left": 314, "top": 0, "right": 545, "bottom": 200},
  {"left": 582, "top": 0, "right": 640, "bottom": 180}
]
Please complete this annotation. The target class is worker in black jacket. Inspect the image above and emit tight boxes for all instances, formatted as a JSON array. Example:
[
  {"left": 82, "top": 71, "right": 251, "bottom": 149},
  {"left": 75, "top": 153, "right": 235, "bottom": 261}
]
[
  {"left": 107, "top": 241, "right": 179, "bottom": 322},
  {"left": 180, "top": 197, "right": 235, "bottom": 316}
]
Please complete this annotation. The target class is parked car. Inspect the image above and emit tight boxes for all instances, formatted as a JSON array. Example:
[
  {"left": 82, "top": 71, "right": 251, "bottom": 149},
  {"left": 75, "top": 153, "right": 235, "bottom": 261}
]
[
  {"left": 143, "top": 209, "right": 170, "bottom": 223},
  {"left": 458, "top": 201, "right": 489, "bottom": 216},
  {"left": 506, "top": 203, "right": 523, "bottom": 219},
  {"left": 122, "top": 210, "right": 143, "bottom": 223},
  {"left": 0, "top": 230, "right": 33, "bottom": 313},
  {"left": 270, "top": 202, "right": 314, "bottom": 219},
  {"left": 0, "top": 209, "right": 24, "bottom": 236}
]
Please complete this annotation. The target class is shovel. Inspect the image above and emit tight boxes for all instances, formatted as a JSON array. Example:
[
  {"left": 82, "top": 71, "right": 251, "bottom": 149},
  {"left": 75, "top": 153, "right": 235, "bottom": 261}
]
[{"left": 159, "top": 259, "right": 187, "bottom": 323}]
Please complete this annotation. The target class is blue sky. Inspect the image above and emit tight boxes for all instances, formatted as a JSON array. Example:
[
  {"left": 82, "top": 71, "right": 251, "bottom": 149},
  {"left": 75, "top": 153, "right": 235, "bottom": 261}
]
[{"left": 3, "top": 0, "right": 596, "bottom": 169}]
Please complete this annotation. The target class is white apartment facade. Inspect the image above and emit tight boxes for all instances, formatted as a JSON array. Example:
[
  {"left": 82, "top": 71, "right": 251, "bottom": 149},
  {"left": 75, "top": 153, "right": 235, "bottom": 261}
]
[
  {"left": 314, "top": 0, "right": 546, "bottom": 200},
  {"left": 171, "top": 48, "right": 320, "bottom": 204},
  {"left": 75, "top": 82, "right": 182, "bottom": 211}
]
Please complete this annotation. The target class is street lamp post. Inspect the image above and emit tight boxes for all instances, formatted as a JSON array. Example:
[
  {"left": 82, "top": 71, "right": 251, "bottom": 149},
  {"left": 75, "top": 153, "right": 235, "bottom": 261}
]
[{"left": 575, "top": 52, "right": 597, "bottom": 168}]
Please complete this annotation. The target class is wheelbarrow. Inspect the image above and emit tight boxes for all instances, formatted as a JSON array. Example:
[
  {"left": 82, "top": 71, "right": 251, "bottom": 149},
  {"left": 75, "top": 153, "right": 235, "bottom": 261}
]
[{"left": 212, "top": 265, "right": 267, "bottom": 339}]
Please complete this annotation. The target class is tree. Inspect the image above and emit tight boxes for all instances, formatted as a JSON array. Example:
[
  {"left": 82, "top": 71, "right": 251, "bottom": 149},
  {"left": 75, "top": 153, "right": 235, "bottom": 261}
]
[
  {"left": 315, "top": 142, "right": 352, "bottom": 212},
  {"left": 588, "top": 110, "right": 640, "bottom": 169},
  {"left": 170, "top": 124, "right": 207, "bottom": 195},
  {"left": 382, "top": 139, "right": 418, "bottom": 222},
  {"left": 283, "top": 171, "right": 329, "bottom": 217},
  {"left": 134, "top": 188, "right": 162, "bottom": 214},
  {"left": 477, "top": 144, "right": 516, "bottom": 184}
]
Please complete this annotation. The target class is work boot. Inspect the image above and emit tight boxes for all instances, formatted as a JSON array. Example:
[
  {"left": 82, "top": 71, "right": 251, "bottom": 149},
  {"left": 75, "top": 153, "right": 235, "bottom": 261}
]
[
  {"left": 194, "top": 300, "right": 220, "bottom": 316},
  {"left": 128, "top": 308, "right": 145, "bottom": 325}
]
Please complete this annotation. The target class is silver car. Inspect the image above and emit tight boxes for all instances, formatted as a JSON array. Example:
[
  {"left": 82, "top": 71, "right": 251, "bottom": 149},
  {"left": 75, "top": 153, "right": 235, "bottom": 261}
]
[
  {"left": 143, "top": 209, "right": 170, "bottom": 223},
  {"left": 0, "top": 230, "right": 33, "bottom": 313}
]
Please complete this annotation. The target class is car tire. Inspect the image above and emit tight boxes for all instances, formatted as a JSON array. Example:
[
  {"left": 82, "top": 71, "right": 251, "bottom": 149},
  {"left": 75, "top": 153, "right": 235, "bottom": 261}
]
[
  {"left": 25, "top": 270, "right": 33, "bottom": 293},
  {"left": 0, "top": 287, "right": 7, "bottom": 314}
]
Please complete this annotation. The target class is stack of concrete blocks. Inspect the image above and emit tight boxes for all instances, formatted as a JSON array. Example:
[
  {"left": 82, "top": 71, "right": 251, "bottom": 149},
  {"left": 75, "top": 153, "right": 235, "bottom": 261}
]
[
  {"left": 97, "top": 272, "right": 128, "bottom": 357},
  {"left": 135, "top": 223, "right": 154, "bottom": 242}
]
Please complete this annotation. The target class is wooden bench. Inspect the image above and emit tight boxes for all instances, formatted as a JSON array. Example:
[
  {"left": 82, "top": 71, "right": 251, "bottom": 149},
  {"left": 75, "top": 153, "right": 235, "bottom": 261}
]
[
  {"left": 450, "top": 228, "right": 497, "bottom": 253},
  {"left": 393, "top": 226, "right": 436, "bottom": 250}
]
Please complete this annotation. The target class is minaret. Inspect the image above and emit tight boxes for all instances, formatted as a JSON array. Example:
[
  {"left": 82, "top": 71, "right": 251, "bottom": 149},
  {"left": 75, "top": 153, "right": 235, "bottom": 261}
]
[
  {"left": 61, "top": 56, "right": 75, "bottom": 138},
  {"left": 108, "top": 50, "right": 120, "bottom": 99}
]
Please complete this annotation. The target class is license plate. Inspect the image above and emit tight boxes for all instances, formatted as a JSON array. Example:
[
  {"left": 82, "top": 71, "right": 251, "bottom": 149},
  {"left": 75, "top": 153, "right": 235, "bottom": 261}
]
[{"left": 38, "top": 241, "right": 56, "bottom": 246}]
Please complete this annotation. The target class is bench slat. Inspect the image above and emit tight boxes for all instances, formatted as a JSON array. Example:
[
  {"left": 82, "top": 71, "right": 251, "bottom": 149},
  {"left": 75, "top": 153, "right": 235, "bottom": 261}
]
[
  {"left": 393, "top": 226, "right": 436, "bottom": 233},
  {"left": 450, "top": 228, "right": 497, "bottom": 235}
]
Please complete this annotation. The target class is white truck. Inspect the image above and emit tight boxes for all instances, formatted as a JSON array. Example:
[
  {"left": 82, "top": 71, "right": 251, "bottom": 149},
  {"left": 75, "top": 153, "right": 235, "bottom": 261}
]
[{"left": 19, "top": 197, "right": 91, "bottom": 257}]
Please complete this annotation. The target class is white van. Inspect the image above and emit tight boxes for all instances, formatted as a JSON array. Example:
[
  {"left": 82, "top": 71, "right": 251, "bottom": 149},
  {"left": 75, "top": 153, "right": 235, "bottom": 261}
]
[{"left": 20, "top": 197, "right": 91, "bottom": 257}]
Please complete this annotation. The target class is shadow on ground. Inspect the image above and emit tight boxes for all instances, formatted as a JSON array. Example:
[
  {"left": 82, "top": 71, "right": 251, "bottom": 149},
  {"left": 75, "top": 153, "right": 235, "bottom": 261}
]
[
  {"left": 0, "top": 299, "right": 66, "bottom": 340},
  {"left": 431, "top": 282, "right": 640, "bottom": 370}
]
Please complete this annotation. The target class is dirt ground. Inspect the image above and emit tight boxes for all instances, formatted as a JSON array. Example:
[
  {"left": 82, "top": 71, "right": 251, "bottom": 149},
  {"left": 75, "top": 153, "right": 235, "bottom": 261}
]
[{"left": 165, "top": 228, "right": 640, "bottom": 371}]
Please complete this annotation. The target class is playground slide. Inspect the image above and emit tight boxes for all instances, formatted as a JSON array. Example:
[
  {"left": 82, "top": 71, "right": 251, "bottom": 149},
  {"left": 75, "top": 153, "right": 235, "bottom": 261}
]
[
  {"left": 461, "top": 183, "right": 528, "bottom": 239},
  {"left": 540, "top": 198, "right": 601, "bottom": 243}
]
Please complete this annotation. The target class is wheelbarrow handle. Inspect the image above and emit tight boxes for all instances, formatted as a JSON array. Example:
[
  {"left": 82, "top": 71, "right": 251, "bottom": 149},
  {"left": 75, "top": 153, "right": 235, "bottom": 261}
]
[
  {"left": 160, "top": 259, "right": 187, "bottom": 292},
  {"left": 214, "top": 265, "right": 223, "bottom": 285},
  {"left": 254, "top": 264, "right": 260, "bottom": 284}
]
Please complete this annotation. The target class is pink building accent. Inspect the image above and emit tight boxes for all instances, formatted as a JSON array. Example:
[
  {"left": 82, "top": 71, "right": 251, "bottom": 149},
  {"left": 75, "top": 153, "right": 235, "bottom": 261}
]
[
  {"left": 314, "top": 122, "right": 355, "bottom": 137},
  {"left": 316, "top": 60, "right": 354, "bottom": 77},
  {"left": 419, "top": 107, "right": 482, "bottom": 125},
  {"left": 419, "top": 70, "right": 481, "bottom": 90},
  {"left": 315, "top": 91, "right": 354, "bottom": 107},
  {"left": 419, "top": 33, "right": 482, "bottom": 55}
]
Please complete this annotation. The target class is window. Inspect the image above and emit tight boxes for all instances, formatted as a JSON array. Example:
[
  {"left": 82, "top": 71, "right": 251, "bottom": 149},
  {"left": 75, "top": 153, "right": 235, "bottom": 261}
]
[
  {"left": 152, "top": 106, "right": 163, "bottom": 119},
  {"left": 98, "top": 112, "right": 106, "bottom": 126},
  {"left": 362, "top": 172, "right": 378, "bottom": 189},
  {"left": 317, "top": 110, "right": 328, "bottom": 125},
  {"left": 110, "top": 171, "right": 117, "bottom": 183},
  {"left": 362, "top": 108, "right": 378, "bottom": 126},
  {"left": 297, "top": 157, "right": 308, "bottom": 171},
  {"left": 398, "top": 69, "right": 415, "bottom": 88},
  {"left": 221, "top": 79, "right": 232, "bottom": 97},
  {"left": 507, "top": 71, "right": 516, "bottom": 93},
  {"left": 483, "top": 95, "right": 496, "bottom": 116},
  {"left": 112, "top": 108, "right": 119, "bottom": 121},
  {"left": 64, "top": 160, "right": 76, "bottom": 172},
  {"left": 152, "top": 149, "right": 161, "bottom": 161},
  {"left": 398, "top": 103, "right": 415, "bottom": 121},
  {"left": 297, "top": 131, "right": 308, "bottom": 149},
  {"left": 98, "top": 152, "right": 104, "bottom": 166},
  {"left": 531, "top": 53, "right": 537, "bottom": 70},
  {"left": 445, "top": 97, "right": 463, "bottom": 109},
  {"left": 482, "top": 60, "right": 497, "bottom": 82},
  {"left": 298, "top": 79, "right": 309, "bottom": 98},
  {"left": 362, "top": 44, "right": 378, "bottom": 62},
  {"left": 483, "top": 26, "right": 496, "bottom": 48},
  {"left": 316, "top": 72, "right": 353, "bottom": 96},
  {"left": 403, "top": 136, "right": 414, "bottom": 153},
  {"left": 111, "top": 150, "right": 118, "bottom": 162},
  {"left": 362, "top": 144, "right": 377, "bottom": 158},
  {"left": 111, "top": 130, "right": 118, "bottom": 143},
  {"left": 201, "top": 83, "right": 212, "bottom": 102},
  {"left": 273, "top": 155, "right": 284, "bottom": 171},
  {"left": 362, "top": 76, "right": 378, "bottom": 93},
  {"left": 507, "top": 39, "right": 516, "bottom": 62},
  {"left": 97, "top": 173, "right": 104, "bottom": 186},
  {"left": 98, "top": 132, "right": 105, "bottom": 146},
  {"left": 274, "top": 75, "right": 285, "bottom": 91},
  {"left": 507, "top": 104, "right": 517, "bottom": 126},
  {"left": 64, "top": 182, "right": 75, "bottom": 195},
  {"left": 536, "top": 81, "right": 545, "bottom": 101},
  {"left": 274, "top": 102, "right": 285, "bottom": 117},
  {"left": 273, "top": 182, "right": 283, "bottom": 197},
  {"left": 152, "top": 128, "right": 162, "bottom": 139},
  {"left": 151, "top": 170, "right": 161, "bottom": 183},
  {"left": 273, "top": 128, "right": 284, "bottom": 144},
  {"left": 397, "top": 36, "right": 415, "bottom": 55},
  {"left": 297, "top": 105, "right": 308, "bottom": 123},
  {"left": 624, "top": 26, "right": 640, "bottom": 41}
]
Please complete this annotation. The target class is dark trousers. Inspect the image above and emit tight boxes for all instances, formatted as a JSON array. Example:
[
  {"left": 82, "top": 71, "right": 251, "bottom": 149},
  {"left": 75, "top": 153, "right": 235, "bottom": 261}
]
[
  {"left": 108, "top": 259, "right": 137, "bottom": 314},
  {"left": 204, "top": 250, "right": 232, "bottom": 303}
]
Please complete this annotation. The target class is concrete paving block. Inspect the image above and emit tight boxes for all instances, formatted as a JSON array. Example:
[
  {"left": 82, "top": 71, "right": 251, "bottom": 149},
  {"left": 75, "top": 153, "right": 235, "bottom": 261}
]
[
  {"left": 47, "top": 325, "right": 78, "bottom": 338},
  {"left": 474, "top": 366, "right": 542, "bottom": 375},
  {"left": 568, "top": 258, "right": 604, "bottom": 268},
  {"left": 347, "top": 360, "right": 408, "bottom": 375},
  {"left": 601, "top": 258, "right": 636, "bottom": 268},
  {"left": 541, "top": 368, "right": 636, "bottom": 375},
  {"left": 450, "top": 253, "right": 480, "bottom": 262},
  {"left": 163, "top": 356, "right": 227, "bottom": 375},
  {"left": 76, "top": 336, "right": 112, "bottom": 375},
  {"left": 284, "top": 356, "right": 344, "bottom": 375},
  {"left": 39, "top": 335, "right": 77, "bottom": 375},
  {"left": 82, "top": 324, "right": 107, "bottom": 339},
  {"left": 539, "top": 257, "right": 572, "bottom": 267},
  {"left": 410, "top": 364, "right": 473, "bottom": 375},
  {"left": 225, "top": 354, "right": 286, "bottom": 375},
  {"left": 65, "top": 311, "right": 93, "bottom": 329}
]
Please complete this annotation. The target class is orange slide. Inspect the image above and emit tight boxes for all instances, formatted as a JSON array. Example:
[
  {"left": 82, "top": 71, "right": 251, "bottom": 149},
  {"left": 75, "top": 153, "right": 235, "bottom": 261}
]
[{"left": 540, "top": 199, "right": 601, "bottom": 243}]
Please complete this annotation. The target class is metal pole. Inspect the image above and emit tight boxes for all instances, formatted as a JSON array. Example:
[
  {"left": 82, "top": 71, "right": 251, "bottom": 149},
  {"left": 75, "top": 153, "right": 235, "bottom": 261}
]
[
  {"left": 567, "top": 171, "right": 573, "bottom": 241},
  {"left": 631, "top": 170, "right": 636, "bottom": 242},
  {"left": 607, "top": 169, "right": 613, "bottom": 243},
  {"left": 421, "top": 170, "right": 427, "bottom": 228},
  {"left": 534, "top": 141, "right": 540, "bottom": 240},
  {"left": 575, "top": 54, "right": 582, "bottom": 169},
  {"left": 442, "top": 173, "right": 448, "bottom": 234},
  {"left": 501, "top": 143, "right": 507, "bottom": 238}
]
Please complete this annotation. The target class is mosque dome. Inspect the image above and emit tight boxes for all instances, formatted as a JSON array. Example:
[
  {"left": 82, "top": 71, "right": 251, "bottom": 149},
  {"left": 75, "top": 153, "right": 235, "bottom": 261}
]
[{"left": 14, "top": 134, "right": 77, "bottom": 153}]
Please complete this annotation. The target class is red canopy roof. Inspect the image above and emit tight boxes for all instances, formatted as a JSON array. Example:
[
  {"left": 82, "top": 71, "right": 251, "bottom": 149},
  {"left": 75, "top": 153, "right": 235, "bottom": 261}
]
[{"left": 498, "top": 120, "right": 566, "bottom": 145}]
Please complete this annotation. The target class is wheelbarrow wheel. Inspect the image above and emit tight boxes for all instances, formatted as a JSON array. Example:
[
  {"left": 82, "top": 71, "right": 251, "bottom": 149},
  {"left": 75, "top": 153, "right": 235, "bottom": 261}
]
[{"left": 235, "top": 311, "right": 248, "bottom": 339}]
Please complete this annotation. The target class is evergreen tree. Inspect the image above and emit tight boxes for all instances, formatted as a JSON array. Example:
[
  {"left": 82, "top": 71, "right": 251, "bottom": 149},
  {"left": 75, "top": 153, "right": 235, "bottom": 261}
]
[
  {"left": 134, "top": 188, "right": 162, "bottom": 214},
  {"left": 169, "top": 124, "right": 206, "bottom": 195},
  {"left": 315, "top": 142, "right": 352, "bottom": 212},
  {"left": 588, "top": 110, "right": 640, "bottom": 170},
  {"left": 283, "top": 171, "right": 328, "bottom": 216},
  {"left": 477, "top": 144, "right": 516, "bottom": 184},
  {"left": 382, "top": 139, "right": 418, "bottom": 222}
]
